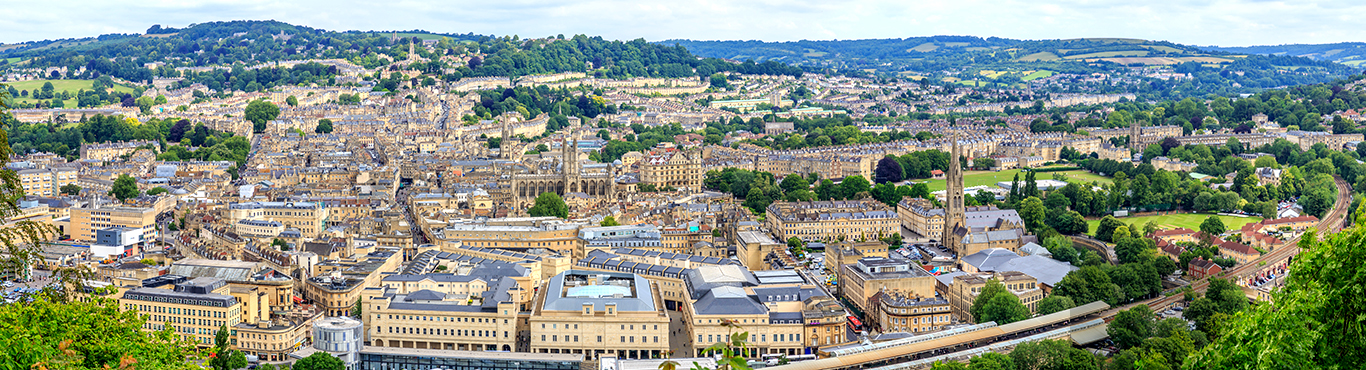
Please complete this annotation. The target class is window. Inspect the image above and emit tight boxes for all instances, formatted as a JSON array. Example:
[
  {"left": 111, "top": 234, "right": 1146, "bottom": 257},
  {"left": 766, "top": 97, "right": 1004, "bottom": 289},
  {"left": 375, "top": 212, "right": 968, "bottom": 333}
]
[
  {"left": 598, "top": 336, "right": 603, "bottom": 342},
  {"left": 621, "top": 336, "right": 625, "bottom": 342},
  {"left": 541, "top": 335, "right": 546, "bottom": 341}
]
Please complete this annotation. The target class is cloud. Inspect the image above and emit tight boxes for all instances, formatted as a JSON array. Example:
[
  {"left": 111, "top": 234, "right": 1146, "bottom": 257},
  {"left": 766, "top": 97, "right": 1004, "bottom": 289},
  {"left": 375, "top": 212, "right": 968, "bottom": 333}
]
[{"left": 3, "top": 0, "right": 1366, "bottom": 46}]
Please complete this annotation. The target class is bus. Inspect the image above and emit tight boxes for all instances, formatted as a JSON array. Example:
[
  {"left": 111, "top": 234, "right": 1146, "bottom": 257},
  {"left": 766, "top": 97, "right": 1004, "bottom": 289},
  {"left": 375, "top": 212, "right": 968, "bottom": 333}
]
[{"left": 847, "top": 315, "right": 864, "bottom": 332}]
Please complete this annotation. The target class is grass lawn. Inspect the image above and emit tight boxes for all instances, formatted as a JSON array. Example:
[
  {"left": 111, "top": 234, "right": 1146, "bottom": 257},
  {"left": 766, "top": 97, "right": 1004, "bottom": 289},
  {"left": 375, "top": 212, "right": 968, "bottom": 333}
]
[
  {"left": 1054, "top": 170, "right": 1112, "bottom": 185},
  {"left": 916, "top": 169, "right": 1030, "bottom": 192},
  {"left": 1086, "top": 213, "right": 1263, "bottom": 236},
  {"left": 912, "top": 167, "right": 1111, "bottom": 192},
  {"left": 1021, "top": 70, "right": 1055, "bottom": 81},
  {"left": 4, "top": 79, "right": 135, "bottom": 107}
]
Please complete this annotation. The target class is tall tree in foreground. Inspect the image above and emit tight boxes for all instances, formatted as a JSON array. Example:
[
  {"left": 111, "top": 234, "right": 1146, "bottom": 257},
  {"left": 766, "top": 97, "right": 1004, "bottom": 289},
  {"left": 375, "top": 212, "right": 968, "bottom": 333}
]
[
  {"left": 1186, "top": 224, "right": 1364, "bottom": 369},
  {"left": 0, "top": 89, "right": 92, "bottom": 290}
]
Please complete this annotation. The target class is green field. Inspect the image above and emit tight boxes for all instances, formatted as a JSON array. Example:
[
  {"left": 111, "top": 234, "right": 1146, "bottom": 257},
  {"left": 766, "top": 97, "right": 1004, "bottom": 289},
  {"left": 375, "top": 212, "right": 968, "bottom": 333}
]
[
  {"left": 1054, "top": 170, "right": 1112, "bottom": 185},
  {"left": 1021, "top": 70, "right": 1055, "bottom": 81},
  {"left": 1087, "top": 213, "right": 1262, "bottom": 236},
  {"left": 1060, "top": 50, "right": 1147, "bottom": 59},
  {"left": 3, "top": 79, "right": 136, "bottom": 107},
  {"left": 909, "top": 43, "right": 939, "bottom": 52},
  {"left": 912, "top": 168, "right": 1113, "bottom": 193}
]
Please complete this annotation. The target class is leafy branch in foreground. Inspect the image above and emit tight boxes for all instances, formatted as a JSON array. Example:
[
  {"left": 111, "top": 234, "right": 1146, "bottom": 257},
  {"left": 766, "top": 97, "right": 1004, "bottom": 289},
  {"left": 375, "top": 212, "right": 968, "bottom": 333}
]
[{"left": 661, "top": 319, "right": 752, "bottom": 370}]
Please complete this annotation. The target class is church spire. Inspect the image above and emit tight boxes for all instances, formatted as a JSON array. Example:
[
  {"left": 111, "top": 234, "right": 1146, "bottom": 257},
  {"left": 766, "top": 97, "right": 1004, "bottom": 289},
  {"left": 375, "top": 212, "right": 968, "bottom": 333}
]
[{"left": 943, "top": 133, "right": 967, "bottom": 256}]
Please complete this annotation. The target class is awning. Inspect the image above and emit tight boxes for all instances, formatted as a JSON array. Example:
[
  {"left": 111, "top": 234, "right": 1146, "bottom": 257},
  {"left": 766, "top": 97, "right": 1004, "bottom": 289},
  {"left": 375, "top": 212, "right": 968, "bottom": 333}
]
[{"left": 1070, "top": 324, "right": 1110, "bottom": 345}]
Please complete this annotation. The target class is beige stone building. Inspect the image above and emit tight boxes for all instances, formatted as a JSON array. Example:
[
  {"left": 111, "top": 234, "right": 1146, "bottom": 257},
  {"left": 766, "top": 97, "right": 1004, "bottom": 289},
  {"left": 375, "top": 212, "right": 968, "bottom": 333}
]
[
  {"left": 838, "top": 257, "right": 936, "bottom": 314},
  {"left": 942, "top": 271, "right": 1044, "bottom": 322},
  {"left": 765, "top": 199, "right": 899, "bottom": 243},
  {"left": 70, "top": 205, "right": 157, "bottom": 243},
  {"left": 361, "top": 257, "right": 532, "bottom": 352},
  {"left": 868, "top": 292, "right": 952, "bottom": 334},
  {"left": 432, "top": 217, "right": 586, "bottom": 258},
  {"left": 640, "top": 150, "right": 703, "bottom": 191},
  {"left": 682, "top": 266, "right": 848, "bottom": 357},
  {"left": 226, "top": 201, "right": 331, "bottom": 238},
  {"left": 529, "top": 270, "right": 671, "bottom": 360}
]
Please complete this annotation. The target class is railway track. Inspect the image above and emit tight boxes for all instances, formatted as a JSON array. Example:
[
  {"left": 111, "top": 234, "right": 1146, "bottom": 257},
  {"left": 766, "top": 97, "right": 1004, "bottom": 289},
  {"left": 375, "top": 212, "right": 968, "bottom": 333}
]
[{"left": 1097, "top": 175, "right": 1351, "bottom": 318}]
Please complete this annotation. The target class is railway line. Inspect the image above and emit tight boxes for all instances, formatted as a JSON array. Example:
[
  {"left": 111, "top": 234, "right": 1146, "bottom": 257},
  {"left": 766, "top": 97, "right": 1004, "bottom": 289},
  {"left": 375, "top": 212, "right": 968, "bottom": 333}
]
[
  {"left": 768, "top": 302, "right": 1111, "bottom": 370},
  {"left": 773, "top": 177, "right": 1352, "bottom": 370}
]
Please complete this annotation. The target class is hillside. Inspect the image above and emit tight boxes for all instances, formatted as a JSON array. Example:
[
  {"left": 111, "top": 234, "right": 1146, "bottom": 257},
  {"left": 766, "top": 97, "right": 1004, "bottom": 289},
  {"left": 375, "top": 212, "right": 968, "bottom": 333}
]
[
  {"left": 0, "top": 20, "right": 806, "bottom": 92},
  {"left": 1202, "top": 42, "right": 1366, "bottom": 67},
  {"left": 660, "top": 36, "right": 1355, "bottom": 99}
]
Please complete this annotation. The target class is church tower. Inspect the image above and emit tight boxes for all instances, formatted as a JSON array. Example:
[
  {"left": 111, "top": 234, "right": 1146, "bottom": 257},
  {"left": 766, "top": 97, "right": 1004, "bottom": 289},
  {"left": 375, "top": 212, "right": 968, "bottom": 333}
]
[
  {"left": 563, "top": 130, "right": 581, "bottom": 187},
  {"left": 500, "top": 120, "right": 514, "bottom": 160},
  {"left": 943, "top": 134, "right": 967, "bottom": 256},
  {"left": 1129, "top": 120, "right": 1141, "bottom": 148}
]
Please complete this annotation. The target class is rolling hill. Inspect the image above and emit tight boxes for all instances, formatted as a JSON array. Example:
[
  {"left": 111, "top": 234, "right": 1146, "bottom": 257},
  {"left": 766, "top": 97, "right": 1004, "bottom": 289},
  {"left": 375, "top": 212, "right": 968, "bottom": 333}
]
[{"left": 1201, "top": 42, "right": 1366, "bottom": 67}]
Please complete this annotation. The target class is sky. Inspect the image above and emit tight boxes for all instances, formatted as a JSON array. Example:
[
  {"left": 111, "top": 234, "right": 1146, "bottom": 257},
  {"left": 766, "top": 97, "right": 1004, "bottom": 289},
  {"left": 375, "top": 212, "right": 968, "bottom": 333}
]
[{"left": 2, "top": 0, "right": 1364, "bottom": 46}]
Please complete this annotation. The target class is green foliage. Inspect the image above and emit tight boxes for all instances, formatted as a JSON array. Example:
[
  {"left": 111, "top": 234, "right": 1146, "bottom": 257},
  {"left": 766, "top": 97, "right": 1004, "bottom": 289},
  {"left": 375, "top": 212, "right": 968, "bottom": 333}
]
[
  {"left": 1198, "top": 216, "right": 1226, "bottom": 237},
  {"left": 1036, "top": 295, "right": 1076, "bottom": 316},
  {"left": 1095, "top": 216, "right": 1125, "bottom": 242},
  {"left": 1008, "top": 339, "right": 1101, "bottom": 370},
  {"left": 0, "top": 297, "right": 198, "bottom": 370},
  {"left": 600, "top": 216, "right": 620, "bottom": 227},
  {"left": 285, "top": 95, "right": 298, "bottom": 106},
  {"left": 59, "top": 184, "right": 81, "bottom": 196},
  {"left": 244, "top": 99, "right": 280, "bottom": 133},
  {"left": 528, "top": 192, "right": 568, "bottom": 219},
  {"left": 1108, "top": 306, "right": 1155, "bottom": 349},
  {"left": 108, "top": 174, "right": 139, "bottom": 202},
  {"left": 314, "top": 119, "right": 333, "bottom": 134},
  {"left": 293, "top": 352, "right": 345, "bottom": 370},
  {"left": 970, "top": 279, "right": 1029, "bottom": 325}
]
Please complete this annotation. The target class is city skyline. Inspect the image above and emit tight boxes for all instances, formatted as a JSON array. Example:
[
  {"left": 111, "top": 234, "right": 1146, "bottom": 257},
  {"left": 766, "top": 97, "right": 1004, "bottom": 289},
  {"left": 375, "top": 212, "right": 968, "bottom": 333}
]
[{"left": 4, "top": 0, "right": 1366, "bottom": 47}]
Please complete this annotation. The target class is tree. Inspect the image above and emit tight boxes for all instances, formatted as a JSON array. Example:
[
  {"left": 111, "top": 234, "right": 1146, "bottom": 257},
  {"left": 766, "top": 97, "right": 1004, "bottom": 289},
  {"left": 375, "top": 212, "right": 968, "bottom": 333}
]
[
  {"left": 1095, "top": 216, "right": 1125, "bottom": 242},
  {"left": 1047, "top": 210, "right": 1089, "bottom": 235},
  {"left": 314, "top": 119, "right": 333, "bottom": 134},
  {"left": 59, "top": 184, "right": 81, "bottom": 195},
  {"left": 1199, "top": 216, "right": 1226, "bottom": 238},
  {"left": 293, "top": 352, "right": 345, "bottom": 370},
  {"left": 109, "top": 174, "right": 140, "bottom": 202},
  {"left": 971, "top": 279, "right": 1029, "bottom": 324},
  {"left": 167, "top": 119, "right": 191, "bottom": 142},
  {"left": 874, "top": 157, "right": 903, "bottom": 184},
  {"left": 527, "top": 192, "right": 568, "bottom": 218},
  {"left": 146, "top": 187, "right": 168, "bottom": 196},
  {"left": 1018, "top": 197, "right": 1047, "bottom": 232},
  {"left": 1042, "top": 235, "right": 1080, "bottom": 264},
  {"left": 209, "top": 324, "right": 248, "bottom": 370},
  {"left": 286, "top": 95, "right": 299, "bottom": 106},
  {"left": 838, "top": 176, "right": 871, "bottom": 200},
  {"left": 1036, "top": 295, "right": 1076, "bottom": 315},
  {"left": 244, "top": 99, "right": 281, "bottom": 133},
  {"left": 1108, "top": 306, "right": 1154, "bottom": 349},
  {"left": 600, "top": 216, "right": 620, "bottom": 227},
  {"left": 1187, "top": 223, "right": 1364, "bottom": 369},
  {"left": 0, "top": 296, "right": 197, "bottom": 370},
  {"left": 1009, "top": 339, "right": 1100, "bottom": 370},
  {"left": 352, "top": 297, "right": 362, "bottom": 318},
  {"left": 779, "top": 174, "right": 809, "bottom": 194}
]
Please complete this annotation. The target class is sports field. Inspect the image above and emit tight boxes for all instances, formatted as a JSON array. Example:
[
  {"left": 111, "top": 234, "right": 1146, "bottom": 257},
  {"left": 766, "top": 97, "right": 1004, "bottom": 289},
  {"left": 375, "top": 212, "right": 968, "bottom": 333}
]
[
  {"left": 1086, "top": 213, "right": 1262, "bottom": 236},
  {"left": 914, "top": 168, "right": 1111, "bottom": 192},
  {"left": 1054, "top": 170, "right": 1113, "bottom": 185}
]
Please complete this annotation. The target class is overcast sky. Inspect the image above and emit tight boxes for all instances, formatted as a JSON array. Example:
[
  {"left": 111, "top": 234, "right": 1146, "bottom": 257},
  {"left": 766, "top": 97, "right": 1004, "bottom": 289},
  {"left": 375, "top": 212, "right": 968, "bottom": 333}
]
[{"left": 2, "top": 0, "right": 1363, "bottom": 46}]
